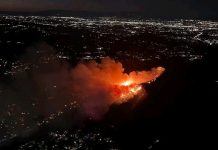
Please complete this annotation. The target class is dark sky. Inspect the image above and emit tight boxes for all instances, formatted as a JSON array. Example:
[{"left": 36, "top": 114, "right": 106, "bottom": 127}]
[{"left": 0, "top": 0, "right": 217, "bottom": 18}]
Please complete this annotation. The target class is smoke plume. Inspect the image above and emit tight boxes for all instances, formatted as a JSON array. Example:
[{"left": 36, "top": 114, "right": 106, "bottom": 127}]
[
  {"left": 0, "top": 43, "right": 165, "bottom": 146},
  {"left": 70, "top": 57, "right": 165, "bottom": 119}
]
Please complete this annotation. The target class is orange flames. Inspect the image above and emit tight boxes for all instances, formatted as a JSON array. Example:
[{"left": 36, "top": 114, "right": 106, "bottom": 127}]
[
  {"left": 71, "top": 57, "right": 165, "bottom": 119},
  {"left": 111, "top": 66, "right": 165, "bottom": 103},
  {"left": 112, "top": 83, "right": 143, "bottom": 103}
]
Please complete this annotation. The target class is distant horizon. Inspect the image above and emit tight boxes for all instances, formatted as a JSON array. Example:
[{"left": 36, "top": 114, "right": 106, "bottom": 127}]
[
  {"left": 0, "top": 9, "right": 217, "bottom": 20},
  {"left": 0, "top": 0, "right": 217, "bottom": 20}
]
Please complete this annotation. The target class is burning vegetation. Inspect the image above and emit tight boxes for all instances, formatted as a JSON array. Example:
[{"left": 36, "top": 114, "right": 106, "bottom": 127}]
[{"left": 71, "top": 57, "right": 165, "bottom": 119}]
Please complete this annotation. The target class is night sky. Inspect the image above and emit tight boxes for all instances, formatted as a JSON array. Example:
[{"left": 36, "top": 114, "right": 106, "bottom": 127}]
[{"left": 0, "top": 0, "right": 217, "bottom": 18}]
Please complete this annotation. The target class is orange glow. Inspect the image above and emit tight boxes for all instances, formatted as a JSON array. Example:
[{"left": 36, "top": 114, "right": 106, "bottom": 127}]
[
  {"left": 71, "top": 57, "right": 165, "bottom": 118},
  {"left": 121, "top": 80, "right": 133, "bottom": 86},
  {"left": 112, "top": 82, "right": 143, "bottom": 103}
]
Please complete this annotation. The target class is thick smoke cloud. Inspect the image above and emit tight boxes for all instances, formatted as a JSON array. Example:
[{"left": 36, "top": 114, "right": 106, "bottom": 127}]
[
  {"left": 70, "top": 57, "right": 165, "bottom": 119},
  {"left": 0, "top": 43, "right": 165, "bottom": 145},
  {"left": 0, "top": 43, "right": 165, "bottom": 124}
]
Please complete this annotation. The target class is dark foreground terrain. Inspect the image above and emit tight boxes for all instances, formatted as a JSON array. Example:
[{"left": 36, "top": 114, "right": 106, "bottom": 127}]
[{"left": 0, "top": 16, "right": 217, "bottom": 149}]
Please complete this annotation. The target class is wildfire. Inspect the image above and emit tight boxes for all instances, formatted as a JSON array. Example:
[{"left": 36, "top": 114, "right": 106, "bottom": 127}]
[
  {"left": 71, "top": 57, "right": 165, "bottom": 118},
  {"left": 112, "top": 81, "right": 144, "bottom": 103},
  {"left": 121, "top": 80, "right": 133, "bottom": 86}
]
